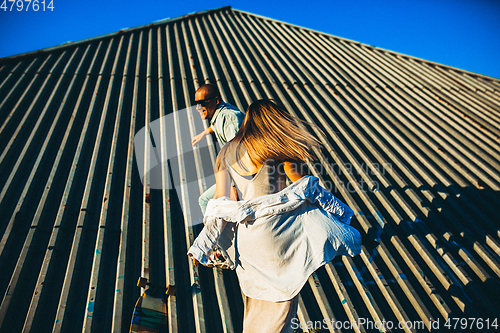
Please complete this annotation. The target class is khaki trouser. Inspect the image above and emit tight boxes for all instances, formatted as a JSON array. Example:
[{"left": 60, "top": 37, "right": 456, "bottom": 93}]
[{"left": 242, "top": 295, "right": 299, "bottom": 333}]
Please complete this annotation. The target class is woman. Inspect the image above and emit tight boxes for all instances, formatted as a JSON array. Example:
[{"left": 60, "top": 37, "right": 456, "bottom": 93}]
[{"left": 188, "top": 100, "right": 361, "bottom": 333}]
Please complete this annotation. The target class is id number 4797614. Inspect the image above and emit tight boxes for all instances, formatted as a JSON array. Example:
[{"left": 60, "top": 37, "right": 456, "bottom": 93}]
[{"left": 1, "top": 0, "right": 54, "bottom": 11}]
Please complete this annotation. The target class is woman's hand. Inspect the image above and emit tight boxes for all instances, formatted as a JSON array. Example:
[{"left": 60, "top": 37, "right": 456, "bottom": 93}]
[{"left": 192, "top": 257, "right": 200, "bottom": 267}]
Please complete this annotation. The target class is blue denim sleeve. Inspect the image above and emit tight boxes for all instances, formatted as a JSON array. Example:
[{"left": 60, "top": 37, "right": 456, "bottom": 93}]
[
  {"left": 188, "top": 217, "right": 226, "bottom": 264},
  {"left": 309, "top": 183, "right": 354, "bottom": 224}
]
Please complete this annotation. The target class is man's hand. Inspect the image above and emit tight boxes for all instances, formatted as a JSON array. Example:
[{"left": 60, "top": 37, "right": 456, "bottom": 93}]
[
  {"left": 191, "top": 132, "right": 205, "bottom": 146},
  {"left": 192, "top": 127, "right": 214, "bottom": 146}
]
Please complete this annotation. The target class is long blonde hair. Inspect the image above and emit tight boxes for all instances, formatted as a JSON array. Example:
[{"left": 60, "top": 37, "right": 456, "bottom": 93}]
[{"left": 218, "top": 99, "right": 320, "bottom": 170}]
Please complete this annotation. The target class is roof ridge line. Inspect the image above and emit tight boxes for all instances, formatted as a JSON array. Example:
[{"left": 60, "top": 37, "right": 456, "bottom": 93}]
[
  {"left": 0, "top": 5, "right": 232, "bottom": 62},
  {"left": 232, "top": 8, "right": 499, "bottom": 81}
]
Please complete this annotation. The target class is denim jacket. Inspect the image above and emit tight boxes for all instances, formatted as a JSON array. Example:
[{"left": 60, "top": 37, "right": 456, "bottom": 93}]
[{"left": 188, "top": 175, "right": 362, "bottom": 301}]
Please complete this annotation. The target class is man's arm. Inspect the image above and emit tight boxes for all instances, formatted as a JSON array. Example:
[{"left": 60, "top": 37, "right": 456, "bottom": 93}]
[
  {"left": 192, "top": 126, "right": 214, "bottom": 146},
  {"left": 223, "top": 121, "right": 240, "bottom": 143}
]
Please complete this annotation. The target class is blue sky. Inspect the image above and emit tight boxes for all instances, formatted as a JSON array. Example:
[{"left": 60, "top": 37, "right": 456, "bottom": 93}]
[{"left": 0, "top": 0, "right": 499, "bottom": 79}]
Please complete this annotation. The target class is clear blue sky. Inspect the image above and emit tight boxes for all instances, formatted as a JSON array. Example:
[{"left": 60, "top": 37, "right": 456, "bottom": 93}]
[{"left": 0, "top": 0, "right": 499, "bottom": 79}]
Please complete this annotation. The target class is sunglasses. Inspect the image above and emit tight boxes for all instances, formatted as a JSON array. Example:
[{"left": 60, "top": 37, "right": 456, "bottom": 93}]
[{"left": 194, "top": 96, "right": 215, "bottom": 107}]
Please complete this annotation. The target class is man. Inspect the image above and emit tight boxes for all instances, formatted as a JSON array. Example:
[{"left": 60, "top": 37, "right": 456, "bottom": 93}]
[{"left": 191, "top": 83, "right": 244, "bottom": 215}]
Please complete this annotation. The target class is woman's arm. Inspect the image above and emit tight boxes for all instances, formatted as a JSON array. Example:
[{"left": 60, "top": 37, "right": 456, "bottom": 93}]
[
  {"left": 192, "top": 160, "right": 232, "bottom": 267},
  {"left": 213, "top": 167, "right": 232, "bottom": 199},
  {"left": 284, "top": 160, "right": 306, "bottom": 182}
]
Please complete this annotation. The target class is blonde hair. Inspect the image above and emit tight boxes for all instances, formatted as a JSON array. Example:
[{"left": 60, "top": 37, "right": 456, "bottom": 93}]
[{"left": 218, "top": 99, "right": 320, "bottom": 170}]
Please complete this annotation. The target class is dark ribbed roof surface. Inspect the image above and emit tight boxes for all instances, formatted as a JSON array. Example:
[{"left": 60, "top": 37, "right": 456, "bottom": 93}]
[{"left": 0, "top": 5, "right": 499, "bottom": 333}]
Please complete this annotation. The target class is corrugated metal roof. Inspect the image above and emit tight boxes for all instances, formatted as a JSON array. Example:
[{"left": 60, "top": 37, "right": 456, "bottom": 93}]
[{"left": 1, "top": 5, "right": 500, "bottom": 333}]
